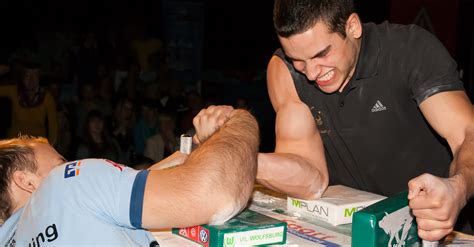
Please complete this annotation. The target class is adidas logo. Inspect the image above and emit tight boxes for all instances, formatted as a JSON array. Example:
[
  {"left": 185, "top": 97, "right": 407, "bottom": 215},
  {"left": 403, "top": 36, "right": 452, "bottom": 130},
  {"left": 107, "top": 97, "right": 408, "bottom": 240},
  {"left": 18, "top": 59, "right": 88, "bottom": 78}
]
[{"left": 371, "top": 100, "right": 387, "bottom": 112}]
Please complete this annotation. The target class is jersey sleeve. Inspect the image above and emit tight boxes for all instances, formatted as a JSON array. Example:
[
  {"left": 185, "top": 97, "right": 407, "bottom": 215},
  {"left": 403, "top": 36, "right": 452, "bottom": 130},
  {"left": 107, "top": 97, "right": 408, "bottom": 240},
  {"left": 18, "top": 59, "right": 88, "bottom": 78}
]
[
  {"left": 405, "top": 25, "right": 464, "bottom": 105},
  {"left": 60, "top": 159, "right": 150, "bottom": 229}
]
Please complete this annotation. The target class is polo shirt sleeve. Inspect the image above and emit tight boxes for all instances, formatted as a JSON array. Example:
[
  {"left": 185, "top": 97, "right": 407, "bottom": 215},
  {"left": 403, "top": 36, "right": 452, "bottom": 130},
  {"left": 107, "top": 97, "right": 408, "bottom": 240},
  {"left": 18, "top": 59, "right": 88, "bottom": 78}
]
[
  {"left": 405, "top": 25, "right": 464, "bottom": 105},
  {"left": 61, "top": 159, "right": 150, "bottom": 229}
]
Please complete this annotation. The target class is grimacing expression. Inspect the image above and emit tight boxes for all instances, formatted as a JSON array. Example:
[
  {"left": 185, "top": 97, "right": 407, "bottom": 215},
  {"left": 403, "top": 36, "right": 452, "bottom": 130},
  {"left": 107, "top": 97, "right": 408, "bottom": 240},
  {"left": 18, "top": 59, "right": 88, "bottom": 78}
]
[{"left": 279, "top": 14, "right": 362, "bottom": 93}]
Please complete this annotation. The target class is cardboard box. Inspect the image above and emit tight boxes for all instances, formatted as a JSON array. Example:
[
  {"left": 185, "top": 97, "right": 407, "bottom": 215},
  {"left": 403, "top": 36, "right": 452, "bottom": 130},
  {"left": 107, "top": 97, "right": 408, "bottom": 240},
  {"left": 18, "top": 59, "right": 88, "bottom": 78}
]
[
  {"left": 287, "top": 185, "right": 385, "bottom": 226},
  {"left": 172, "top": 209, "right": 287, "bottom": 246},
  {"left": 352, "top": 190, "right": 420, "bottom": 247}
]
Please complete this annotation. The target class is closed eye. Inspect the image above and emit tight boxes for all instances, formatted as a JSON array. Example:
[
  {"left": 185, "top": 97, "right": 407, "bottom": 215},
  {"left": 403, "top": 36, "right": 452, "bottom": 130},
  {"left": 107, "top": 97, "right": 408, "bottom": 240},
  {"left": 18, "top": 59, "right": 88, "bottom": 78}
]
[
  {"left": 285, "top": 45, "right": 331, "bottom": 62},
  {"left": 312, "top": 45, "right": 331, "bottom": 59}
]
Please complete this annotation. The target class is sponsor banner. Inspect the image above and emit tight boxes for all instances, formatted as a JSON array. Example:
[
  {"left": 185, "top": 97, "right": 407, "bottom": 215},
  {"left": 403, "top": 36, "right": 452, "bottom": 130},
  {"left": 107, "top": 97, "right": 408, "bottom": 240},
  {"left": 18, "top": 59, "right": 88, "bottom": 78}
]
[
  {"left": 223, "top": 226, "right": 285, "bottom": 246},
  {"left": 250, "top": 205, "right": 351, "bottom": 246}
]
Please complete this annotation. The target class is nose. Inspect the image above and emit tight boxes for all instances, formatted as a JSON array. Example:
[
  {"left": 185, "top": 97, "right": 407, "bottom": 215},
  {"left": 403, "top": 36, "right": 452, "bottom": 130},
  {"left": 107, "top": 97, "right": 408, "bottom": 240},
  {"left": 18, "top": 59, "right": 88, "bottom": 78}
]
[{"left": 305, "top": 60, "right": 321, "bottom": 81}]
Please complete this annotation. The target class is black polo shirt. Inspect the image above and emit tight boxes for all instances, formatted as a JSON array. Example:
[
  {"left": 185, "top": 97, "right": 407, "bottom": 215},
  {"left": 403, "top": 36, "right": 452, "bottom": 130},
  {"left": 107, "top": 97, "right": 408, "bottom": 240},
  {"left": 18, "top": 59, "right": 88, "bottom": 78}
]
[{"left": 274, "top": 22, "right": 465, "bottom": 196}]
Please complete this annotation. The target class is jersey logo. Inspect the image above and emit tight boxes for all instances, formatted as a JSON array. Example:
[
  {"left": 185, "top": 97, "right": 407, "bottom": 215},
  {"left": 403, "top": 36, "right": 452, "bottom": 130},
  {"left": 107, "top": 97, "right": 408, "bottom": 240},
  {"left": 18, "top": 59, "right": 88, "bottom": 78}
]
[
  {"left": 371, "top": 100, "right": 387, "bottom": 113},
  {"left": 6, "top": 231, "right": 15, "bottom": 246},
  {"left": 29, "top": 223, "right": 58, "bottom": 247},
  {"left": 64, "top": 161, "right": 81, "bottom": 178},
  {"left": 104, "top": 159, "right": 126, "bottom": 171},
  {"left": 312, "top": 108, "right": 330, "bottom": 134}
]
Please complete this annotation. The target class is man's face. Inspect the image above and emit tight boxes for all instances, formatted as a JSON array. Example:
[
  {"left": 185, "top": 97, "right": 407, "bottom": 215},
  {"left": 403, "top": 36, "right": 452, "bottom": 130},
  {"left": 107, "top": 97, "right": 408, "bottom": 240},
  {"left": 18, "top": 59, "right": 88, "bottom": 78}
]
[
  {"left": 23, "top": 69, "right": 40, "bottom": 91},
  {"left": 279, "top": 16, "right": 361, "bottom": 93},
  {"left": 141, "top": 106, "right": 157, "bottom": 125},
  {"left": 88, "top": 117, "right": 104, "bottom": 135},
  {"left": 121, "top": 101, "right": 134, "bottom": 119},
  {"left": 81, "top": 84, "right": 96, "bottom": 101},
  {"left": 32, "top": 143, "right": 66, "bottom": 181}
]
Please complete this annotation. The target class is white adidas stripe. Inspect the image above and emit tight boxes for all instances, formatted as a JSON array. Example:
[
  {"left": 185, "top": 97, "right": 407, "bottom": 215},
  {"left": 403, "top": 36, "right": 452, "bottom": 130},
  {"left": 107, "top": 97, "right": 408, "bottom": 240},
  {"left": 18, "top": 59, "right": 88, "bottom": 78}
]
[{"left": 371, "top": 100, "right": 387, "bottom": 112}]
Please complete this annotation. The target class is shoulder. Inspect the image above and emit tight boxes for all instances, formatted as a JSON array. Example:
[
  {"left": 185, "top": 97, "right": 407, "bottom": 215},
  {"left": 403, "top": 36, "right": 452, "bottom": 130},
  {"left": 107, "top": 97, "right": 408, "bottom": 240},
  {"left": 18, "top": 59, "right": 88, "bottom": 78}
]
[
  {"left": 367, "top": 21, "right": 424, "bottom": 36},
  {"left": 59, "top": 159, "right": 131, "bottom": 179},
  {"left": 44, "top": 90, "right": 54, "bottom": 99},
  {"left": 369, "top": 22, "right": 440, "bottom": 50},
  {"left": 267, "top": 52, "right": 302, "bottom": 110},
  {"left": 0, "top": 84, "right": 17, "bottom": 94},
  {"left": 43, "top": 90, "right": 56, "bottom": 105},
  {"left": 267, "top": 53, "right": 291, "bottom": 81}
]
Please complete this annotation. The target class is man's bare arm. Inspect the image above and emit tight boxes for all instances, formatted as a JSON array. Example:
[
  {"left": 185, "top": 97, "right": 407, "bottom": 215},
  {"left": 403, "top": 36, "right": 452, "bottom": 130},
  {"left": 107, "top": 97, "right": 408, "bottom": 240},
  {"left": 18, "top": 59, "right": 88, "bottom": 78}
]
[
  {"left": 141, "top": 109, "right": 259, "bottom": 229},
  {"left": 416, "top": 91, "right": 474, "bottom": 199},
  {"left": 257, "top": 55, "right": 328, "bottom": 200},
  {"left": 147, "top": 151, "right": 188, "bottom": 170},
  {"left": 450, "top": 122, "right": 474, "bottom": 200},
  {"left": 409, "top": 91, "right": 474, "bottom": 240}
]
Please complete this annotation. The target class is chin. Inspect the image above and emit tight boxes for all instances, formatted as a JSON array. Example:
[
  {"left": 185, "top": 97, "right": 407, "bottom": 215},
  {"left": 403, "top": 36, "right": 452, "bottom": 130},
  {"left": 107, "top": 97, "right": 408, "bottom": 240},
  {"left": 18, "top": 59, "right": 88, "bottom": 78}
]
[
  {"left": 317, "top": 83, "right": 340, "bottom": 94},
  {"left": 315, "top": 73, "right": 344, "bottom": 93}
]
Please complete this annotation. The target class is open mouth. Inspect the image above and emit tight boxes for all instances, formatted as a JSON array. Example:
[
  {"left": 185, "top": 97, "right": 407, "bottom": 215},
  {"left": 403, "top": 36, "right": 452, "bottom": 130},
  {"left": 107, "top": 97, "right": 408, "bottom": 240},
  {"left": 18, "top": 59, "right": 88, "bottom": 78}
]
[{"left": 316, "top": 70, "right": 335, "bottom": 85}]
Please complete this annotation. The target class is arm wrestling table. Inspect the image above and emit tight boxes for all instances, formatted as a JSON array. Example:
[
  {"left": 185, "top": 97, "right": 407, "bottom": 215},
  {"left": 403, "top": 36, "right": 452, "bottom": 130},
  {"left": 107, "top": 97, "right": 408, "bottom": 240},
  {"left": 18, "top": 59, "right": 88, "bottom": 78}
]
[{"left": 151, "top": 185, "right": 474, "bottom": 246}]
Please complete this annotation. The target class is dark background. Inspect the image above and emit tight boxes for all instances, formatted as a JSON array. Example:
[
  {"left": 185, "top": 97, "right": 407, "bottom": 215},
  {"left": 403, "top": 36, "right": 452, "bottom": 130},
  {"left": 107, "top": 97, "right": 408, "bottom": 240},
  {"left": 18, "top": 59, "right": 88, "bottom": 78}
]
[
  {"left": 0, "top": 0, "right": 471, "bottom": 75},
  {"left": 0, "top": 0, "right": 473, "bottom": 152}
]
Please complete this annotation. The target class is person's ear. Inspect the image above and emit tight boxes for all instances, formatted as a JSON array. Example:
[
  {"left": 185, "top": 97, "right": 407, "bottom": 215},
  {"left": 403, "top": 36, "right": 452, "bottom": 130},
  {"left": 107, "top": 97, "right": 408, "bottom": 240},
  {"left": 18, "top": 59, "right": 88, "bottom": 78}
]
[
  {"left": 346, "top": 13, "right": 362, "bottom": 39},
  {"left": 12, "top": 170, "right": 38, "bottom": 193}
]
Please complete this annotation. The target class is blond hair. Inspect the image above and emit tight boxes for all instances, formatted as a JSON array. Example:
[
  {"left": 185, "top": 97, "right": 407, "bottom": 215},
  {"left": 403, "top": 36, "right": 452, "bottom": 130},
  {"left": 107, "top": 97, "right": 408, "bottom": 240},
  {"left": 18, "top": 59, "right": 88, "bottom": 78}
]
[{"left": 0, "top": 136, "right": 49, "bottom": 221}]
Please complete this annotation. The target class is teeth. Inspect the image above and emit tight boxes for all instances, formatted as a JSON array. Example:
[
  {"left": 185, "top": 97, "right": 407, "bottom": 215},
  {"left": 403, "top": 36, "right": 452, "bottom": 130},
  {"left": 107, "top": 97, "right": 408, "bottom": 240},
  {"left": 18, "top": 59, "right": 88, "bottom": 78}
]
[{"left": 318, "top": 70, "right": 334, "bottom": 81}]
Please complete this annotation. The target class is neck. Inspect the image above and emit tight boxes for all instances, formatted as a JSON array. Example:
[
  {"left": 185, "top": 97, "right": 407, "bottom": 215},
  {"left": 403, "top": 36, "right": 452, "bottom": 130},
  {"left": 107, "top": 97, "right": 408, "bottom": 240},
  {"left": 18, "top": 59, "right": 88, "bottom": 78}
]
[
  {"left": 91, "top": 132, "right": 103, "bottom": 143},
  {"left": 9, "top": 183, "right": 31, "bottom": 216},
  {"left": 25, "top": 87, "right": 39, "bottom": 97},
  {"left": 338, "top": 38, "right": 362, "bottom": 93}
]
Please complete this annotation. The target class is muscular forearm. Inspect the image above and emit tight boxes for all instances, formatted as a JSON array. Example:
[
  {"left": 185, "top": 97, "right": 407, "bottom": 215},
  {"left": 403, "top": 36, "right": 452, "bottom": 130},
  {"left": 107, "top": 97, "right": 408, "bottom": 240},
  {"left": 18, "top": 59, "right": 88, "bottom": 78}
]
[
  {"left": 450, "top": 124, "right": 474, "bottom": 201},
  {"left": 257, "top": 152, "right": 328, "bottom": 200},
  {"left": 192, "top": 109, "right": 259, "bottom": 214},
  {"left": 142, "top": 110, "right": 259, "bottom": 229}
]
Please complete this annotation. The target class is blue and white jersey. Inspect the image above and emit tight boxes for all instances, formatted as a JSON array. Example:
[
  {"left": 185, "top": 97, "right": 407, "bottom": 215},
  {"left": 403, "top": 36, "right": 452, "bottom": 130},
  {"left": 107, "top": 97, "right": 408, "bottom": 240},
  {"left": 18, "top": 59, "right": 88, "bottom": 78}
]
[{"left": 0, "top": 159, "right": 157, "bottom": 246}]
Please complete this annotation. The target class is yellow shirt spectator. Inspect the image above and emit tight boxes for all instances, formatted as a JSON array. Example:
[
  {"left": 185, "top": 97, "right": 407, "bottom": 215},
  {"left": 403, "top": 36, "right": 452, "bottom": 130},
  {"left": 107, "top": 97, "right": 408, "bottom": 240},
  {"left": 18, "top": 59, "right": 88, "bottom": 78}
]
[{"left": 0, "top": 84, "right": 58, "bottom": 145}]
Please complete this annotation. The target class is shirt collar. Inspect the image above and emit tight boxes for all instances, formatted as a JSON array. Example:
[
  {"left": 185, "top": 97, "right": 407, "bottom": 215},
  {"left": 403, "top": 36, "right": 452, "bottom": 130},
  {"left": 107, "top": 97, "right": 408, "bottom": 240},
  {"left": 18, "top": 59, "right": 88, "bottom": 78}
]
[{"left": 353, "top": 23, "right": 380, "bottom": 80}]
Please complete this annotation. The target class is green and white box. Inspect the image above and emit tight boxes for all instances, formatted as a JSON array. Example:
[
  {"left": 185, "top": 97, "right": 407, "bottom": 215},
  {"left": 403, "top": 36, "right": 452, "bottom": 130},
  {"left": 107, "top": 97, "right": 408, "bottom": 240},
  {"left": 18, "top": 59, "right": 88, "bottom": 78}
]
[
  {"left": 172, "top": 209, "right": 287, "bottom": 246},
  {"left": 352, "top": 191, "right": 420, "bottom": 247},
  {"left": 287, "top": 185, "right": 386, "bottom": 226}
]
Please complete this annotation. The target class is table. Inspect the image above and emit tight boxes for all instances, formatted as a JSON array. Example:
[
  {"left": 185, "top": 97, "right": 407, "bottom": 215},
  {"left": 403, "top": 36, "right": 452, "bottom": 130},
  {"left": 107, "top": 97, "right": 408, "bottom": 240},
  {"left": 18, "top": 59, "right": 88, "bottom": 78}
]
[{"left": 152, "top": 187, "right": 474, "bottom": 246}]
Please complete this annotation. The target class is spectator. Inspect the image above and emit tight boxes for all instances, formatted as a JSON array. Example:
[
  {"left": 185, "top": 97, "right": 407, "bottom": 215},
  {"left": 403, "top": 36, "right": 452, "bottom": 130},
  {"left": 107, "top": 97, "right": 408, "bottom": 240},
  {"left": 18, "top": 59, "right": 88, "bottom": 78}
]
[
  {"left": 0, "top": 62, "right": 58, "bottom": 145},
  {"left": 133, "top": 99, "right": 160, "bottom": 155},
  {"left": 112, "top": 97, "right": 136, "bottom": 164},
  {"left": 54, "top": 104, "right": 73, "bottom": 159},
  {"left": 75, "top": 83, "right": 100, "bottom": 137},
  {"left": 76, "top": 110, "right": 120, "bottom": 161},
  {"left": 144, "top": 113, "right": 179, "bottom": 162}
]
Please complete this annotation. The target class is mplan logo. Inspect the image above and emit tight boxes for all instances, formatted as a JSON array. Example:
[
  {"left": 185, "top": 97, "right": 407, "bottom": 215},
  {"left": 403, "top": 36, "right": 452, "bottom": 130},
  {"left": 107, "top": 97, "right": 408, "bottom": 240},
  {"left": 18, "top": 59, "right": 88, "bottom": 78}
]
[{"left": 64, "top": 161, "right": 81, "bottom": 178}]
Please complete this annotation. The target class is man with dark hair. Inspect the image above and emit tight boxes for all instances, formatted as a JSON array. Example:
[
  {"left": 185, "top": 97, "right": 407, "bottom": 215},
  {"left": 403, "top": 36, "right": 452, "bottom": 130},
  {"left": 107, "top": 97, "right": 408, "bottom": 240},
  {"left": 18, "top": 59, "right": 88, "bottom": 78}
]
[
  {"left": 257, "top": 0, "right": 474, "bottom": 241},
  {"left": 0, "top": 106, "right": 260, "bottom": 246}
]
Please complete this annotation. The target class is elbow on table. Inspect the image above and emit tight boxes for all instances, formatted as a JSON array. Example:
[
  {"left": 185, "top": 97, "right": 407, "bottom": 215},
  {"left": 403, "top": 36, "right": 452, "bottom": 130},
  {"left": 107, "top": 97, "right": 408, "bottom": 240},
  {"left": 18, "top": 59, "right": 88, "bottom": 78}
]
[
  {"left": 294, "top": 175, "right": 329, "bottom": 200},
  {"left": 208, "top": 181, "right": 255, "bottom": 225},
  {"left": 200, "top": 169, "right": 255, "bottom": 225}
]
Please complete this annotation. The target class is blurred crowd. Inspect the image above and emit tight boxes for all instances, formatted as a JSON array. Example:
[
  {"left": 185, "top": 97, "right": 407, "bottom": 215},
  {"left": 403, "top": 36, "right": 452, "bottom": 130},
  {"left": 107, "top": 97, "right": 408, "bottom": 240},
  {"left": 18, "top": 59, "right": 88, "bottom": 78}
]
[{"left": 0, "top": 24, "right": 250, "bottom": 169}]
